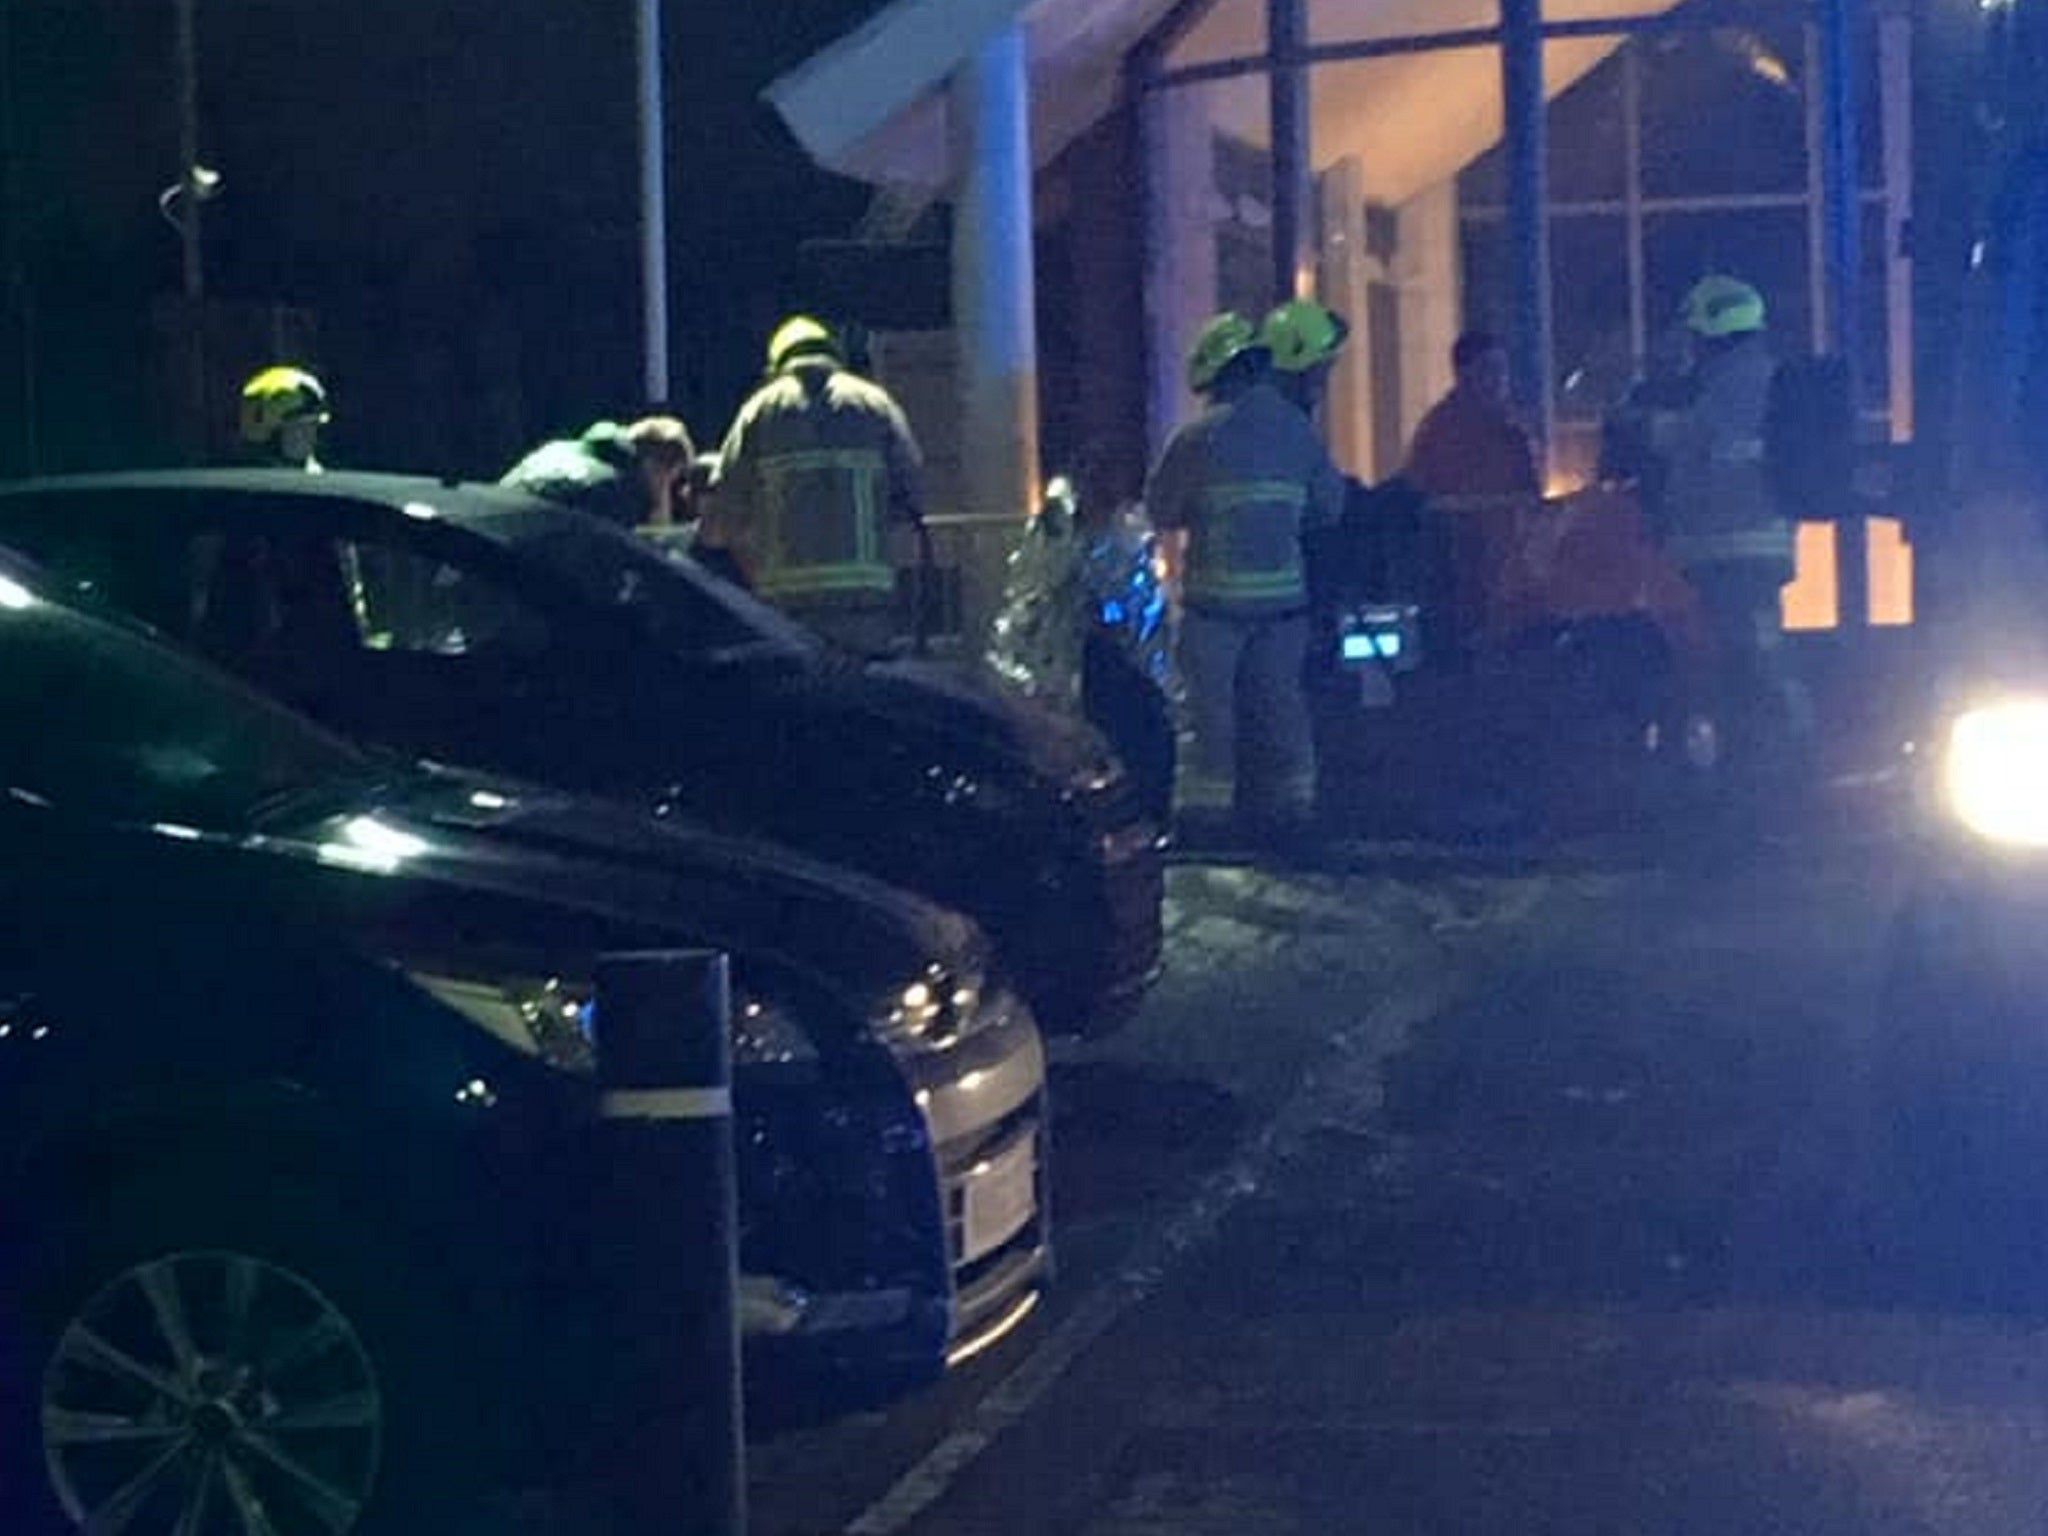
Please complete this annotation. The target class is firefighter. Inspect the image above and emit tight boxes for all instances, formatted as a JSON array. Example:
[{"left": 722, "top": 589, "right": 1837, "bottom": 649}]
[
  {"left": 1149, "top": 312, "right": 1347, "bottom": 845},
  {"left": 1661, "top": 274, "right": 1804, "bottom": 779},
  {"left": 501, "top": 416, "right": 696, "bottom": 532},
  {"left": 1261, "top": 298, "right": 1351, "bottom": 421},
  {"left": 239, "top": 366, "right": 330, "bottom": 471},
  {"left": 704, "top": 316, "right": 925, "bottom": 652}
]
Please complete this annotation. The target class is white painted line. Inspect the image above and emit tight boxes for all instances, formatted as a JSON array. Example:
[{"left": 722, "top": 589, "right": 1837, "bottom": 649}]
[
  {"left": 598, "top": 1086, "right": 732, "bottom": 1120},
  {"left": 843, "top": 978, "right": 1453, "bottom": 1536}
]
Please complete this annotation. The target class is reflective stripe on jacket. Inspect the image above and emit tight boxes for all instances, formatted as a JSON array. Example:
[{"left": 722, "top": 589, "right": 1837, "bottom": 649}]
[
  {"left": 1184, "top": 479, "right": 1310, "bottom": 608},
  {"left": 715, "top": 364, "right": 923, "bottom": 600},
  {"left": 1664, "top": 336, "right": 1790, "bottom": 573},
  {"left": 1145, "top": 382, "right": 1345, "bottom": 618}
]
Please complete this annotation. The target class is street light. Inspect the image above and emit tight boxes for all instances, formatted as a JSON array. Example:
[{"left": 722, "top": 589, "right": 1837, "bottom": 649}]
[{"left": 156, "top": 163, "right": 223, "bottom": 299}]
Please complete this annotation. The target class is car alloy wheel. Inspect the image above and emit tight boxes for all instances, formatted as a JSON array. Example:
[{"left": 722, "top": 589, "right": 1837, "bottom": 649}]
[{"left": 40, "top": 1249, "right": 382, "bottom": 1536}]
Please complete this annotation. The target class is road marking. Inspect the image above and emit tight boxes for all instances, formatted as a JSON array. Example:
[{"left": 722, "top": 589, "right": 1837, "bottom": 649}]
[{"left": 843, "top": 976, "right": 1454, "bottom": 1536}]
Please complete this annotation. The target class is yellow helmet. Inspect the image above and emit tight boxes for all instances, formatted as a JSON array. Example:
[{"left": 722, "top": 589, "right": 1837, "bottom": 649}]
[
  {"left": 1261, "top": 298, "right": 1350, "bottom": 373},
  {"left": 1681, "top": 275, "right": 1766, "bottom": 338},
  {"left": 239, "top": 366, "right": 329, "bottom": 445},
  {"left": 1187, "top": 312, "right": 1261, "bottom": 393},
  {"left": 766, "top": 315, "right": 843, "bottom": 374}
]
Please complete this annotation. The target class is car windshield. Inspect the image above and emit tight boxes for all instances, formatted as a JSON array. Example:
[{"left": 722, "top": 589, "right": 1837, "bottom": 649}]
[
  {"left": 0, "top": 573, "right": 371, "bottom": 830},
  {"left": 492, "top": 511, "right": 819, "bottom": 661}
]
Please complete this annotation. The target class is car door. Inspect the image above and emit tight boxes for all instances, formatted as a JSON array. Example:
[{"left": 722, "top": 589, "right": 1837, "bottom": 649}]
[{"left": 289, "top": 509, "right": 644, "bottom": 785}]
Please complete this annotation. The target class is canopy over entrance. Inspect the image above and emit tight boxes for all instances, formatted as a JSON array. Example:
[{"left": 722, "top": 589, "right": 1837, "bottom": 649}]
[{"left": 766, "top": 0, "right": 1681, "bottom": 199}]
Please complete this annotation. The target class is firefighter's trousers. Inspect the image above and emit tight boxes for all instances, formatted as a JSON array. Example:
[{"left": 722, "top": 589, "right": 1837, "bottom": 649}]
[
  {"left": 1176, "top": 607, "right": 1315, "bottom": 825},
  {"left": 1683, "top": 558, "right": 1812, "bottom": 771}
]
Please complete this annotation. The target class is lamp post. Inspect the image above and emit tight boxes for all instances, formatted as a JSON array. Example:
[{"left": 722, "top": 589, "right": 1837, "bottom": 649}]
[{"left": 636, "top": 0, "right": 669, "bottom": 402}]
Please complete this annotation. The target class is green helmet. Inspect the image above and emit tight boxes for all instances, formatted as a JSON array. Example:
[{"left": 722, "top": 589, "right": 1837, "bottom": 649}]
[
  {"left": 1187, "top": 312, "right": 1261, "bottom": 393},
  {"left": 239, "top": 365, "right": 329, "bottom": 445},
  {"left": 1261, "top": 298, "right": 1351, "bottom": 373},
  {"left": 766, "top": 315, "right": 843, "bottom": 374},
  {"left": 1682, "top": 275, "right": 1766, "bottom": 338}
]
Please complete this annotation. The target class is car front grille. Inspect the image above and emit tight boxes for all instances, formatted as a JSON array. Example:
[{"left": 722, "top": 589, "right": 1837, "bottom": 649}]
[{"left": 935, "top": 1096, "right": 1049, "bottom": 1343}]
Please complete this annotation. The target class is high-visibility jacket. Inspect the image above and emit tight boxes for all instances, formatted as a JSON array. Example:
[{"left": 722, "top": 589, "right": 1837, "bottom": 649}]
[
  {"left": 1145, "top": 382, "right": 1346, "bottom": 617},
  {"left": 712, "top": 363, "right": 924, "bottom": 602},
  {"left": 1662, "top": 336, "right": 1793, "bottom": 574}
]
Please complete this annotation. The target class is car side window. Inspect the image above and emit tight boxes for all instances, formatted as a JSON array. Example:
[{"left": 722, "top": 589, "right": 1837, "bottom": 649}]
[{"left": 335, "top": 538, "right": 552, "bottom": 659}]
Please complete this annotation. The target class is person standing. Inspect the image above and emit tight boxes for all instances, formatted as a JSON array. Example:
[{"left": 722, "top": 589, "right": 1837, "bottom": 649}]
[
  {"left": 239, "top": 366, "right": 332, "bottom": 472},
  {"left": 501, "top": 416, "right": 697, "bottom": 532},
  {"left": 1403, "top": 331, "right": 1542, "bottom": 501},
  {"left": 704, "top": 316, "right": 925, "bottom": 652},
  {"left": 1660, "top": 274, "right": 1803, "bottom": 777},
  {"left": 1148, "top": 312, "right": 1346, "bottom": 844}
]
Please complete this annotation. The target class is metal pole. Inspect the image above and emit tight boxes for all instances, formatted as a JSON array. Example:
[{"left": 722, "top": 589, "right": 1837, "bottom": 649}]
[
  {"left": 1819, "top": 0, "right": 1866, "bottom": 629},
  {"left": 636, "top": 0, "right": 670, "bottom": 402},
  {"left": 593, "top": 950, "right": 744, "bottom": 1536},
  {"left": 0, "top": 0, "right": 34, "bottom": 473},
  {"left": 174, "top": 0, "right": 201, "bottom": 301},
  {"left": 172, "top": 0, "right": 210, "bottom": 459},
  {"left": 1502, "top": 0, "right": 1555, "bottom": 465},
  {"left": 1267, "top": 0, "right": 1312, "bottom": 304}
]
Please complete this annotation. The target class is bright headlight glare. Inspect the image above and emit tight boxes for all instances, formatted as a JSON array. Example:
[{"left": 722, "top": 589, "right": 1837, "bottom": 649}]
[
  {"left": 1946, "top": 698, "right": 2048, "bottom": 848},
  {"left": 412, "top": 972, "right": 598, "bottom": 1076}
]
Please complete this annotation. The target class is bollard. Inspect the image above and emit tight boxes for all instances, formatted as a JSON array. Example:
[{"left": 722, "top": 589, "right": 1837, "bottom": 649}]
[{"left": 594, "top": 950, "right": 745, "bottom": 1536}]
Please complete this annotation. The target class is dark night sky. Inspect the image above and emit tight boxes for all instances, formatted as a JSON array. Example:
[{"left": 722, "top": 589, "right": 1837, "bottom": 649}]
[{"left": 1, "top": 0, "right": 887, "bottom": 467}]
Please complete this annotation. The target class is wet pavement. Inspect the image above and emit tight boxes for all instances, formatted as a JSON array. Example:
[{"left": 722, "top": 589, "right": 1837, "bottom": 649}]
[{"left": 751, "top": 820, "right": 2048, "bottom": 1535}]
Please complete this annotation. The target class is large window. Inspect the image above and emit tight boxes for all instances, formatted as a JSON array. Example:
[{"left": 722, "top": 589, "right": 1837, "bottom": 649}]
[{"left": 1141, "top": 0, "right": 1910, "bottom": 623}]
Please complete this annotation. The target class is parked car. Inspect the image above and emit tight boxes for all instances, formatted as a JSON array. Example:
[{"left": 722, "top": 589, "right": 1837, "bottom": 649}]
[
  {"left": 0, "top": 558, "right": 1048, "bottom": 1534},
  {"left": 0, "top": 471, "right": 1165, "bottom": 1032}
]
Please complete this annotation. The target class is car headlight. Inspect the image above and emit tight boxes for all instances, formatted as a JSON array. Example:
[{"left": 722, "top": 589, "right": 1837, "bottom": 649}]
[
  {"left": 410, "top": 971, "right": 818, "bottom": 1075},
  {"left": 1945, "top": 697, "right": 2048, "bottom": 848},
  {"left": 874, "top": 965, "right": 984, "bottom": 1053}
]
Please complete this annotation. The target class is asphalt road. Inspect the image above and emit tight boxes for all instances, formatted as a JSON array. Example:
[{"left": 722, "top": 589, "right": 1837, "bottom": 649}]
[{"left": 751, "top": 825, "right": 2048, "bottom": 1535}]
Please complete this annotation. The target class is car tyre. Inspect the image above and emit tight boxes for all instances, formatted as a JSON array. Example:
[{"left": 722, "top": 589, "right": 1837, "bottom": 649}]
[{"left": 2, "top": 1176, "right": 489, "bottom": 1536}]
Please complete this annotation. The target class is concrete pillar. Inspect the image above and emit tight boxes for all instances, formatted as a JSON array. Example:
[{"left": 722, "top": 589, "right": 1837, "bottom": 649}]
[
  {"left": 951, "top": 24, "right": 1040, "bottom": 521},
  {"left": 1501, "top": 0, "right": 1555, "bottom": 466},
  {"left": 1141, "top": 83, "right": 1221, "bottom": 459},
  {"left": 636, "top": 0, "right": 670, "bottom": 402}
]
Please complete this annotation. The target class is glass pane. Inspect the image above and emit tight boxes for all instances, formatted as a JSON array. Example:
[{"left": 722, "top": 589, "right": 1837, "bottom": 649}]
[
  {"left": 1309, "top": 0, "right": 1495, "bottom": 47},
  {"left": 1782, "top": 520, "right": 1839, "bottom": 631},
  {"left": 1639, "top": 24, "right": 1809, "bottom": 197},
  {"left": 1867, "top": 516, "right": 1914, "bottom": 626},
  {"left": 1314, "top": 46, "right": 1502, "bottom": 212},
  {"left": 1546, "top": 43, "right": 1630, "bottom": 205},
  {"left": 1859, "top": 200, "right": 1892, "bottom": 416},
  {"left": 1146, "top": 75, "right": 1273, "bottom": 423},
  {"left": 1462, "top": 37, "right": 1634, "bottom": 209},
  {"left": 1459, "top": 214, "right": 1509, "bottom": 339},
  {"left": 1167, "top": 0, "right": 1265, "bottom": 70},
  {"left": 341, "top": 540, "right": 550, "bottom": 657},
  {"left": 1643, "top": 207, "right": 1811, "bottom": 358},
  {"left": 1551, "top": 213, "right": 1634, "bottom": 427}
]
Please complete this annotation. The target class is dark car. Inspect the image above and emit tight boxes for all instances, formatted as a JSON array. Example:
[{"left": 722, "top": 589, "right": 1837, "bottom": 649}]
[
  {"left": 1875, "top": 140, "right": 2048, "bottom": 1226},
  {"left": 0, "top": 471, "right": 1164, "bottom": 1032},
  {"left": 0, "top": 560, "right": 1048, "bottom": 1534}
]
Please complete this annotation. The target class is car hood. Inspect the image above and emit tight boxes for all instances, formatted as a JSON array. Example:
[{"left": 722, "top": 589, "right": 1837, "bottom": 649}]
[
  {"left": 759, "top": 652, "right": 1119, "bottom": 792},
  {"left": 264, "top": 769, "right": 987, "bottom": 1000}
]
